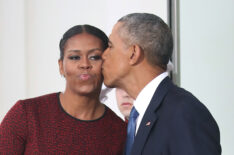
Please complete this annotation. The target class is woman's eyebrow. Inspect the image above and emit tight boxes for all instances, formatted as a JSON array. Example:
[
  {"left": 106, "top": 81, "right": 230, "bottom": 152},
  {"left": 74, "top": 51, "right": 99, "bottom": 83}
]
[
  {"left": 88, "top": 48, "right": 103, "bottom": 53},
  {"left": 67, "top": 49, "right": 81, "bottom": 53},
  {"left": 67, "top": 48, "right": 102, "bottom": 54}
]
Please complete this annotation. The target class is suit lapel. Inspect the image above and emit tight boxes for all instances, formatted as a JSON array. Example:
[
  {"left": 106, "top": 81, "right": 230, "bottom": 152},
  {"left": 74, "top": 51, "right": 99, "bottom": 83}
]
[{"left": 131, "top": 77, "right": 173, "bottom": 155}]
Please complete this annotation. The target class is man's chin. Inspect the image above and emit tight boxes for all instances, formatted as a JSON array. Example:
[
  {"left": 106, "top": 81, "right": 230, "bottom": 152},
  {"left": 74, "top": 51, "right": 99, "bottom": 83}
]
[{"left": 103, "top": 79, "right": 115, "bottom": 88}]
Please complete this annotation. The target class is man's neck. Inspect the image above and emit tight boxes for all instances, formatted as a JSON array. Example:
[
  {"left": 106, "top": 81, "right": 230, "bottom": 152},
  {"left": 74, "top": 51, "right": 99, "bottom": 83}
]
[{"left": 122, "top": 65, "right": 164, "bottom": 99}]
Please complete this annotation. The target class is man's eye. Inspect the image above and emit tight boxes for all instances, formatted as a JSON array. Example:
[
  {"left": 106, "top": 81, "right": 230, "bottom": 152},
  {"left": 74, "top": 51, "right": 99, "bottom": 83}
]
[
  {"left": 89, "top": 55, "right": 102, "bottom": 60},
  {"left": 69, "top": 56, "right": 80, "bottom": 60}
]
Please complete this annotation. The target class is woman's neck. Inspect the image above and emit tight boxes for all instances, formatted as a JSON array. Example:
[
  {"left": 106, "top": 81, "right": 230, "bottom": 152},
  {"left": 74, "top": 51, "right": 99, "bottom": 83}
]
[{"left": 59, "top": 90, "right": 105, "bottom": 121}]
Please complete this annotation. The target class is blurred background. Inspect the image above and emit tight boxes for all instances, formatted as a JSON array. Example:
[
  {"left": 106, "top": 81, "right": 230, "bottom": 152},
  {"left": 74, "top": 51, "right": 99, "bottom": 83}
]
[{"left": 0, "top": 0, "right": 233, "bottom": 154}]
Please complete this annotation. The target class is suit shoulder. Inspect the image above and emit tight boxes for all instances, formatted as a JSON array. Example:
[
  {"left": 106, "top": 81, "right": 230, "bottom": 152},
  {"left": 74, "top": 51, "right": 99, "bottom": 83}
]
[
  {"left": 166, "top": 85, "right": 206, "bottom": 110},
  {"left": 164, "top": 85, "right": 218, "bottom": 127}
]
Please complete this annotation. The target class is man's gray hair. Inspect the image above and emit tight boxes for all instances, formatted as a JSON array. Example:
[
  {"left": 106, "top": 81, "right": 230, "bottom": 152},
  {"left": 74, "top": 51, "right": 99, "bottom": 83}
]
[{"left": 118, "top": 13, "right": 173, "bottom": 69}]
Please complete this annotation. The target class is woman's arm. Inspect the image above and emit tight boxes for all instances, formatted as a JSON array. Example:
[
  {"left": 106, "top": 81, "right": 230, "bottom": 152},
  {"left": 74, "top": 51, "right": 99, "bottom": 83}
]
[{"left": 0, "top": 101, "right": 27, "bottom": 153}]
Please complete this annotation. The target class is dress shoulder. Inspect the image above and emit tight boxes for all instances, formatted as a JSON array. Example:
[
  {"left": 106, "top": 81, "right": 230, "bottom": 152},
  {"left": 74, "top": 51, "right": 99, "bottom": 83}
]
[
  {"left": 104, "top": 106, "right": 127, "bottom": 128},
  {"left": 20, "top": 92, "right": 58, "bottom": 105}
]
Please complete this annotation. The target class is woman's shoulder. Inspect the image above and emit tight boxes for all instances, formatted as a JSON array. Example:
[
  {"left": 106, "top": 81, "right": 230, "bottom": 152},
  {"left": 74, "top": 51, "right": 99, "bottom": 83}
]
[
  {"left": 103, "top": 106, "right": 127, "bottom": 138},
  {"left": 13, "top": 92, "right": 60, "bottom": 113},
  {"left": 105, "top": 106, "right": 127, "bottom": 126},
  {"left": 20, "top": 92, "right": 59, "bottom": 104},
  {"left": 0, "top": 93, "right": 59, "bottom": 133}
]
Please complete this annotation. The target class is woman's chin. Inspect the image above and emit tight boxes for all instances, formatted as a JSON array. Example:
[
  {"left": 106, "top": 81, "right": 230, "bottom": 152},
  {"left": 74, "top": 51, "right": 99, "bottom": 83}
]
[{"left": 74, "top": 86, "right": 100, "bottom": 96}]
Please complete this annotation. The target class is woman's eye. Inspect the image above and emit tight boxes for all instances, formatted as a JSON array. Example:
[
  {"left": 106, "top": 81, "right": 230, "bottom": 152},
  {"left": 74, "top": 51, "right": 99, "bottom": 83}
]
[
  {"left": 68, "top": 56, "right": 80, "bottom": 60},
  {"left": 89, "top": 55, "right": 102, "bottom": 60}
]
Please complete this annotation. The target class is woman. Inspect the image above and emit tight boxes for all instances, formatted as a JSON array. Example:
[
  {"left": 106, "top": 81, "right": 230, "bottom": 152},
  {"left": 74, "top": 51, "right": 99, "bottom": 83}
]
[{"left": 0, "top": 25, "right": 127, "bottom": 154}]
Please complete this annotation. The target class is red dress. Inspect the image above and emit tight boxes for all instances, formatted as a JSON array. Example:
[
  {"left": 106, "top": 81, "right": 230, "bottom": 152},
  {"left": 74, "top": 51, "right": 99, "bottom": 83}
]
[{"left": 0, "top": 93, "right": 127, "bottom": 154}]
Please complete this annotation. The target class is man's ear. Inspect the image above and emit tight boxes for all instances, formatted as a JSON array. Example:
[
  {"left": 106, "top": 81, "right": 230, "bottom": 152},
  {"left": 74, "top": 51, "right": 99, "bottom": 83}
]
[
  {"left": 129, "top": 44, "right": 143, "bottom": 65},
  {"left": 58, "top": 59, "right": 64, "bottom": 76}
]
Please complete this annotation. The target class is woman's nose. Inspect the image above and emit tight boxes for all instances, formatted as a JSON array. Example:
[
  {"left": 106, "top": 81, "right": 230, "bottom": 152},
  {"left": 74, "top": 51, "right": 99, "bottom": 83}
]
[{"left": 79, "top": 57, "right": 92, "bottom": 69}]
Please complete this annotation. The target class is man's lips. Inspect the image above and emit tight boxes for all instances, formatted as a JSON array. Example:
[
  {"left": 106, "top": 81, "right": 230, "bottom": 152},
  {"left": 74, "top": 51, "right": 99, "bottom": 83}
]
[{"left": 121, "top": 102, "right": 133, "bottom": 106}]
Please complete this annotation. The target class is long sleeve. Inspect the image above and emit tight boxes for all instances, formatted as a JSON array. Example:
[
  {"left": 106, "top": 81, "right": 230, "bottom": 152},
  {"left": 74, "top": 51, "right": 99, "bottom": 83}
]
[
  {"left": 168, "top": 99, "right": 221, "bottom": 155},
  {"left": 0, "top": 101, "right": 28, "bottom": 154}
]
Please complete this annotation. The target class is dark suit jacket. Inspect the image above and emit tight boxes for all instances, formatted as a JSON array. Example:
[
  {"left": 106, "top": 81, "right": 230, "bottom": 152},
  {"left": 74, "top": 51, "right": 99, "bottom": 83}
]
[{"left": 130, "top": 77, "right": 221, "bottom": 155}]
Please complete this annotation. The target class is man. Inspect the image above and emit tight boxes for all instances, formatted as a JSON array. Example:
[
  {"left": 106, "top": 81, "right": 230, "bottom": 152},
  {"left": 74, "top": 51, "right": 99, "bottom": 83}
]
[
  {"left": 115, "top": 61, "right": 173, "bottom": 121},
  {"left": 102, "top": 13, "right": 221, "bottom": 155},
  {"left": 99, "top": 87, "right": 133, "bottom": 120},
  {"left": 116, "top": 88, "right": 134, "bottom": 121}
]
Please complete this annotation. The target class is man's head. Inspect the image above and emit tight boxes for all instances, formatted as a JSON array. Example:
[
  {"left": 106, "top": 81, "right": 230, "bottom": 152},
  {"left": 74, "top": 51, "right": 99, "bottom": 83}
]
[
  {"left": 102, "top": 13, "right": 173, "bottom": 93},
  {"left": 117, "top": 13, "right": 173, "bottom": 69}
]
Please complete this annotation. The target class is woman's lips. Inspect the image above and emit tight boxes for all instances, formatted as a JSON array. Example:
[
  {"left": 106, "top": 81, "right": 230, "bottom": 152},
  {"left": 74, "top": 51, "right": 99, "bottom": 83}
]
[{"left": 79, "top": 74, "right": 91, "bottom": 80}]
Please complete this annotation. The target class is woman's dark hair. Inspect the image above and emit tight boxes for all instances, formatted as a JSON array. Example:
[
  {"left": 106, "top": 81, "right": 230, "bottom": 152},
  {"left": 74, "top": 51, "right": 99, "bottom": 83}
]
[{"left": 59, "top": 24, "right": 108, "bottom": 60}]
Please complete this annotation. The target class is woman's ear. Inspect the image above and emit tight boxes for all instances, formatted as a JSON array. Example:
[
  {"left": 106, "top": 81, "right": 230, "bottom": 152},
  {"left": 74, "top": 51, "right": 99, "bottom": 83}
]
[
  {"left": 58, "top": 59, "right": 64, "bottom": 77},
  {"left": 129, "top": 44, "right": 144, "bottom": 65}
]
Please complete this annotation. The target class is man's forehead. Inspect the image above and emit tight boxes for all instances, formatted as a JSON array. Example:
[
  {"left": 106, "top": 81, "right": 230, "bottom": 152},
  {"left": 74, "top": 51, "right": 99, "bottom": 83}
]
[
  {"left": 109, "top": 22, "right": 122, "bottom": 41},
  {"left": 112, "top": 22, "right": 123, "bottom": 33}
]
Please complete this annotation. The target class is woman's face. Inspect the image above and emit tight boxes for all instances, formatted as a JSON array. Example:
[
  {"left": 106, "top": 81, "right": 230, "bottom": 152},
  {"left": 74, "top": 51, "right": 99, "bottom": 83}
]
[{"left": 59, "top": 33, "right": 104, "bottom": 95}]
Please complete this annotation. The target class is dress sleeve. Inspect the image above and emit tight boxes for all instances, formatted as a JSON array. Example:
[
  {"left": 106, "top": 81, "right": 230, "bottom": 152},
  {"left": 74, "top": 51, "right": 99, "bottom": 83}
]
[{"left": 0, "top": 100, "right": 28, "bottom": 154}]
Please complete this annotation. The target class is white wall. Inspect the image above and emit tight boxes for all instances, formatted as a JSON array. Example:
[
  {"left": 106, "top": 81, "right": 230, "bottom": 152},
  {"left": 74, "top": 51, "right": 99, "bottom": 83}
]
[
  {"left": 0, "top": 0, "right": 26, "bottom": 121},
  {"left": 0, "top": 0, "right": 168, "bottom": 121},
  {"left": 180, "top": 0, "right": 234, "bottom": 154}
]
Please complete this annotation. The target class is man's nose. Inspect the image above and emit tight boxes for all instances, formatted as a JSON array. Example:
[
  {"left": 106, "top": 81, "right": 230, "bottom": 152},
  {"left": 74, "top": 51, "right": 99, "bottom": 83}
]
[{"left": 102, "top": 48, "right": 108, "bottom": 60}]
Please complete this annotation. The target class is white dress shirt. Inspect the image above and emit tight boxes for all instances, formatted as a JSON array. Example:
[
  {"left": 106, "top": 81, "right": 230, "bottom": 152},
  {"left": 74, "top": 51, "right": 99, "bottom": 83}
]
[{"left": 134, "top": 72, "right": 168, "bottom": 134}]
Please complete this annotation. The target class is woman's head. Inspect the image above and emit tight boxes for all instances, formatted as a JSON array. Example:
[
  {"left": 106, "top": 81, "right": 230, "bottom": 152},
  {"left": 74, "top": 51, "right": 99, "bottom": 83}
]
[
  {"left": 59, "top": 25, "right": 108, "bottom": 60},
  {"left": 59, "top": 25, "right": 108, "bottom": 96}
]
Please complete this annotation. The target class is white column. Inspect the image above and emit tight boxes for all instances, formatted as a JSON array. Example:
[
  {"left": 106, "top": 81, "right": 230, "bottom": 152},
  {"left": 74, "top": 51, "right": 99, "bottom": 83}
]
[
  {"left": 180, "top": 0, "right": 234, "bottom": 154},
  {"left": 0, "top": 0, "right": 26, "bottom": 121}
]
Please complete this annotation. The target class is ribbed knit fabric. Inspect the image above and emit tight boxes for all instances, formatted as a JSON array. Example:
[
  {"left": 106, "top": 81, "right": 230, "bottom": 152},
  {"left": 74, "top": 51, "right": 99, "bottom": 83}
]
[{"left": 0, "top": 93, "right": 127, "bottom": 154}]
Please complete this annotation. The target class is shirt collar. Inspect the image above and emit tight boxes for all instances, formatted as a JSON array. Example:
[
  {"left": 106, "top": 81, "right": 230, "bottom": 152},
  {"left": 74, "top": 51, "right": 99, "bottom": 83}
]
[{"left": 134, "top": 72, "right": 168, "bottom": 132}]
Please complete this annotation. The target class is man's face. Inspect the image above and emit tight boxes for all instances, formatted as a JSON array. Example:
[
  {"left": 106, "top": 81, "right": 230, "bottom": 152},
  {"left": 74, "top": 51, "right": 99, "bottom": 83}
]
[
  {"left": 116, "top": 88, "right": 134, "bottom": 119},
  {"left": 102, "top": 22, "right": 131, "bottom": 88}
]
